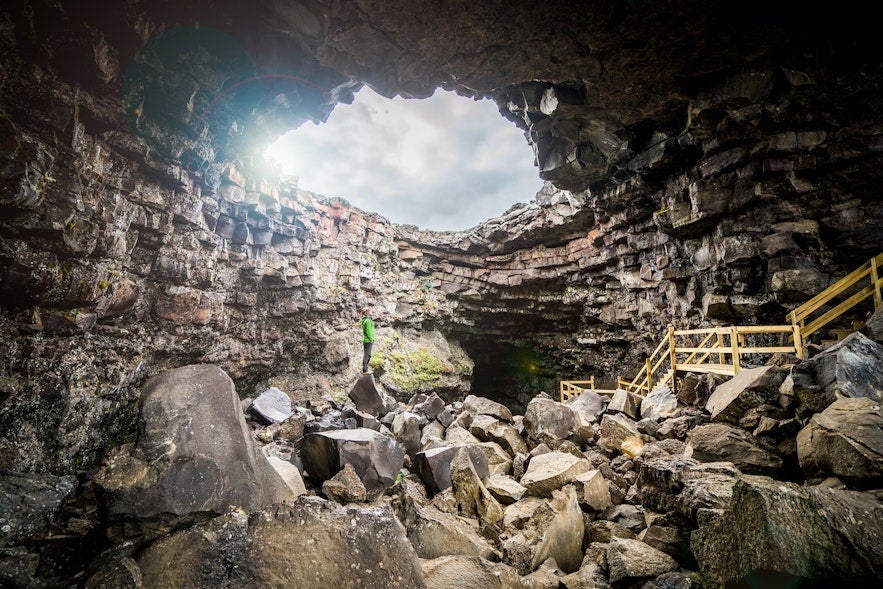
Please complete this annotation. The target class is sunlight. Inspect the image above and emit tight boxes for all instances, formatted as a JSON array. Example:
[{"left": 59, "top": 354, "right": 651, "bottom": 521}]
[{"left": 263, "top": 86, "right": 543, "bottom": 231}]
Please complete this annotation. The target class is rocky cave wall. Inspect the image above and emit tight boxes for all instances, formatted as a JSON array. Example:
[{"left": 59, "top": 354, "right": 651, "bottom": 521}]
[{"left": 1, "top": 1, "right": 882, "bottom": 474}]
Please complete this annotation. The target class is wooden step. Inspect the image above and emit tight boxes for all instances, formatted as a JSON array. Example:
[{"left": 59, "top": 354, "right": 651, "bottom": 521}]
[{"left": 677, "top": 363, "right": 736, "bottom": 376}]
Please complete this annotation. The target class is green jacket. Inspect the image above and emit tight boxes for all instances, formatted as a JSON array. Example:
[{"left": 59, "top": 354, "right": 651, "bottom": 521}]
[{"left": 361, "top": 316, "right": 375, "bottom": 343}]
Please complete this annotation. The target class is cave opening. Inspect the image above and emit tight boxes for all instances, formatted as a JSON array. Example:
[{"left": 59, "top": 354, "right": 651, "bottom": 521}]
[{"left": 262, "top": 85, "right": 545, "bottom": 231}]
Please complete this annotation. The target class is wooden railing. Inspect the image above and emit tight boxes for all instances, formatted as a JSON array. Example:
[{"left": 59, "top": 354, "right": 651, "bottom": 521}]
[
  {"left": 559, "top": 377, "right": 594, "bottom": 402},
  {"left": 560, "top": 252, "right": 882, "bottom": 400},
  {"left": 787, "top": 252, "right": 882, "bottom": 358}
]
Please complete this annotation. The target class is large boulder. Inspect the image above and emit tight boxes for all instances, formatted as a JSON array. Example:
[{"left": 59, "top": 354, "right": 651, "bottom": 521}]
[
  {"left": 523, "top": 396, "right": 575, "bottom": 443},
  {"left": 300, "top": 428, "right": 404, "bottom": 495},
  {"left": 790, "top": 332, "right": 883, "bottom": 411},
  {"left": 640, "top": 385, "right": 679, "bottom": 421},
  {"left": 0, "top": 471, "right": 76, "bottom": 547},
  {"left": 93, "top": 364, "right": 294, "bottom": 519},
  {"left": 414, "top": 444, "right": 490, "bottom": 496},
  {"left": 348, "top": 374, "right": 389, "bottom": 417},
  {"left": 250, "top": 386, "right": 292, "bottom": 424},
  {"left": 797, "top": 396, "right": 883, "bottom": 482},
  {"left": 463, "top": 395, "right": 513, "bottom": 422},
  {"left": 421, "top": 555, "right": 522, "bottom": 589},
  {"left": 691, "top": 475, "right": 883, "bottom": 587},
  {"left": 607, "top": 537, "right": 679, "bottom": 584},
  {"left": 530, "top": 485, "right": 584, "bottom": 574},
  {"left": 685, "top": 422, "right": 783, "bottom": 475},
  {"left": 520, "top": 451, "right": 591, "bottom": 497},
  {"left": 136, "top": 498, "right": 426, "bottom": 588},
  {"left": 705, "top": 366, "right": 786, "bottom": 424}
]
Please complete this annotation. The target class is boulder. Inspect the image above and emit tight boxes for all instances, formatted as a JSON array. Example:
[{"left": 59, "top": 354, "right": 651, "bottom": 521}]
[
  {"left": 265, "top": 456, "right": 307, "bottom": 498},
  {"left": 685, "top": 422, "right": 783, "bottom": 475},
  {"left": 392, "top": 411, "right": 423, "bottom": 458},
  {"left": 300, "top": 427, "right": 404, "bottom": 495},
  {"left": 790, "top": 332, "right": 883, "bottom": 411},
  {"left": 413, "top": 393, "right": 445, "bottom": 420},
  {"left": 705, "top": 366, "right": 787, "bottom": 424},
  {"left": 391, "top": 479, "right": 499, "bottom": 561},
  {"left": 691, "top": 475, "right": 883, "bottom": 587},
  {"left": 468, "top": 415, "right": 528, "bottom": 456},
  {"left": 565, "top": 389, "right": 607, "bottom": 421},
  {"left": 520, "top": 451, "right": 591, "bottom": 497},
  {"left": 597, "top": 412, "right": 640, "bottom": 455},
  {"left": 0, "top": 471, "right": 76, "bottom": 547},
  {"left": 523, "top": 397, "right": 576, "bottom": 443},
  {"left": 137, "top": 498, "right": 426, "bottom": 588},
  {"left": 607, "top": 389, "right": 643, "bottom": 420},
  {"left": 463, "top": 395, "right": 513, "bottom": 422},
  {"left": 450, "top": 448, "right": 504, "bottom": 531},
  {"left": 421, "top": 555, "right": 522, "bottom": 589},
  {"left": 530, "top": 486, "right": 584, "bottom": 574},
  {"left": 797, "top": 396, "right": 883, "bottom": 482},
  {"left": 640, "top": 385, "right": 679, "bottom": 421},
  {"left": 250, "top": 386, "right": 292, "bottom": 424},
  {"left": 485, "top": 475, "right": 527, "bottom": 505},
  {"left": 607, "top": 537, "right": 679, "bottom": 583},
  {"left": 322, "top": 462, "right": 368, "bottom": 503},
  {"left": 348, "top": 374, "right": 388, "bottom": 417},
  {"left": 94, "top": 364, "right": 293, "bottom": 518},
  {"left": 414, "top": 444, "right": 489, "bottom": 496},
  {"left": 571, "top": 469, "right": 612, "bottom": 511}
]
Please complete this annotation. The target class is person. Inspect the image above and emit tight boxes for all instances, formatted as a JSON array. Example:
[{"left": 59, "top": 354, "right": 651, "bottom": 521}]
[{"left": 360, "top": 307, "right": 375, "bottom": 373}]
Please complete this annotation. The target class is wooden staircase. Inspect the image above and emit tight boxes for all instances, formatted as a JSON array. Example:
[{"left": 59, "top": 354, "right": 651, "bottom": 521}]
[{"left": 560, "top": 252, "right": 882, "bottom": 401}]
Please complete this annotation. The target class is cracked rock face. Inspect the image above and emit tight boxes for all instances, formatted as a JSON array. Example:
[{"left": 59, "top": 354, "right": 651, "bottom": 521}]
[{"left": 1, "top": 0, "right": 882, "bottom": 478}]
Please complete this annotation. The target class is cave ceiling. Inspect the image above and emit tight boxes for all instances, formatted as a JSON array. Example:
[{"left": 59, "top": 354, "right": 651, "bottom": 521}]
[{"left": 9, "top": 0, "right": 866, "bottom": 195}]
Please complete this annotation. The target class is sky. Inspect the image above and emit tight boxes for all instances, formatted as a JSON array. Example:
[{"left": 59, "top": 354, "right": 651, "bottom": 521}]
[{"left": 264, "top": 86, "right": 545, "bottom": 231}]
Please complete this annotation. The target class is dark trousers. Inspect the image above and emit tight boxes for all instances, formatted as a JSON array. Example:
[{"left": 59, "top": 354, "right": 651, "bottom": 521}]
[{"left": 362, "top": 342, "right": 373, "bottom": 372}]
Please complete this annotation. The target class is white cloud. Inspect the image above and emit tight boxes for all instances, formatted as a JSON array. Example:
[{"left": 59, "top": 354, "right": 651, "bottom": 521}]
[{"left": 264, "top": 86, "right": 543, "bottom": 231}]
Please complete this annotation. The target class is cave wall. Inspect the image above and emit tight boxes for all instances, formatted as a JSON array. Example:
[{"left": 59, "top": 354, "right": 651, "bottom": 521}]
[{"left": 1, "top": 1, "right": 881, "bottom": 473}]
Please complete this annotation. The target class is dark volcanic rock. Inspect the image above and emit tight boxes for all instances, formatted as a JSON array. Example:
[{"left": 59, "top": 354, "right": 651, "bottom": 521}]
[{"left": 300, "top": 428, "right": 404, "bottom": 495}]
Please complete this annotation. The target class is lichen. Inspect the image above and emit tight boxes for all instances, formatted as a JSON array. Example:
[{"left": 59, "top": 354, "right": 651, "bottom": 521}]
[{"left": 384, "top": 346, "right": 447, "bottom": 391}]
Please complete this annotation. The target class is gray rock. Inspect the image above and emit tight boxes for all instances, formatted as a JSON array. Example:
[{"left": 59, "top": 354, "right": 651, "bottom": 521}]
[
  {"left": 348, "top": 374, "right": 388, "bottom": 417},
  {"left": 790, "top": 332, "right": 883, "bottom": 411},
  {"left": 137, "top": 498, "right": 425, "bottom": 588},
  {"left": 93, "top": 364, "right": 294, "bottom": 518},
  {"left": 300, "top": 427, "right": 404, "bottom": 495},
  {"left": 531, "top": 485, "right": 584, "bottom": 573},
  {"left": 797, "top": 396, "right": 883, "bottom": 482},
  {"left": 597, "top": 412, "right": 640, "bottom": 455},
  {"left": 0, "top": 471, "right": 77, "bottom": 546},
  {"left": 421, "top": 555, "right": 522, "bottom": 589},
  {"left": 322, "top": 462, "right": 368, "bottom": 503},
  {"left": 414, "top": 444, "right": 489, "bottom": 496},
  {"left": 607, "top": 537, "right": 679, "bottom": 583},
  {"left": 685, "top": 422, "right": 783, "bottom": 475},
  {"left": 523, "top": 397, "right": 575, "bottom": 442},
  {"left": 691, "top": 475, "right": 883, "bottom": 587},
  {"left": 520, "top": 451, "right": 591, "bottom": 497},
  {"left": 639, "top": 385, "right": 679, "bottom": 421},
  {"left": 705, "top": 366, "right": 787, "bottom": 424},
  {"left": 565, "top": 389, "right": 607, "bottom": 421},
  {"left": 485, "top": 475, "right": 527, "bottom": 505},
  {"left": 250, "top": 386, "right": 292, "bottom": 424},
  {"left": 607, "top": 389, "right": 643, "bottom": 420},
  {"left": 463, "top": 395, "right": 513, "bottom": 422}
]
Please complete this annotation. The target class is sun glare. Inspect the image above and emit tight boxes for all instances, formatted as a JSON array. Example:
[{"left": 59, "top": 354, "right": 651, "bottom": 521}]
[{"left": 263, "top": 86, "right": 543, "bottom": 231}]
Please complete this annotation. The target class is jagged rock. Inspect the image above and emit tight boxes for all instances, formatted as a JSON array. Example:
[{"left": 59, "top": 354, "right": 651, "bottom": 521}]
[
  {"left": 392, "top": 479, "right": 499, "bottom": 561},
  {"left": 571, "top": 469, "right": 612, "bottom": 511},
  {"left": 565, "top": 389, "right": 607, "bottom": 421},
  {"left": 485, "top": 475, "right": 527, "bottom": 505},
  {"left": 503, "top": 496, "right": 548, "bottom": 530},
  {"left": 463, "top": 395, "right": 513, "bottom": 422},
  {"left": 523, "top": 397, "right": 576, "bottom": 443},
  {"left": 705, "top": 366, "right": 787, "bottom": 424},
  {"left": 0, "top": 471, "right": 77, "bottom": 546},
  {"left": 348, "top": 374, "right": 389, "bottom": 417},
  {"left": 266, "top": 455, "right": 307, "bottom": 498},
  {"left": 606, "top": 537, "right": 679, "bottom": 583},
  {"left": 450, "top": 447, "right": 504, "bottom": 531},
  {"left": 790, "top": 332, "right": 883, "bottom": 411},
  {"left": 639, "top": 385, "right": 679, "bottom": 421},
  {"left": 300, "top": 427, "right": 404, "bottom": 495},
  {"left": 414, "top": 444, "right": 489, "bottom": 496},
  {"left": 84, "top": 556, "right": 142, "bottom": 589},
  {"left": 600, "top": 504, "right": 646, "bottom": 535},
  {"left": 520, "top": 451, "right": 591, "bottom": 497},
  {"left": 861, "top": 305, "right": 883, "bottom": 343},
  {"left": 560, "top": 560, "right": 609, "bottom": 589},
  {"left": 445, "top": 424, "right": 483, "bottom": 446},
  {"left": 393, "top": 410, "right": 423, "bottom": 458},
  {"left": 420, "top": 555, "right": 522, "bottom": 589},
  {"left": 420, "top": 419, "right": 447, "bottom": 448},
  {"left": 250, "top": 386, "right": 292, "bottom": 424},
  {"left": 685, "top": 422, "right": 783, "bottom": 475},
  {"left": 585, "top": 519, "right": 636, "bottom": 543},
  {"left": 675, "top": 462, "right": 741, "bottom": 521},
  {"left": 606, "top": 389, "right": 643, "bottom": 420},
  {"left": 468, "top": 414, "right": 528, "bottom": 456},
  {"left": 93, "top": 364, "right": 293, "bottom": 518},
  {"left": 475, "top": 441, "right": 514, "bottom": 476},
  {"left": 691, "top": 475, "right": 883, "bottom": 587},
  {"left": 273, "top": 411, "right": 307, "bottom": 444},
  {"left": 322, "top": 462, "right": 368, "bottom": 503},
  {"left": 531, "top": 486, "right": 584, "bottom": 574},
  {"left": 655, "top": 410, "right": 709, "bottom": 440},
  {"left": 136, "top": 498, "right": 425, "bottom": 588},
  {"left": 597, "top": 412, "right": 641, "bottom": 455},
  {"left": 637, "top": 524, "right": 686, "bottom": 560},
  {"left": 797, "top": 396, "right": 883, "bottom": 482},
  {"left": 413, "top": 393, "right": 445, "bottom": 420}
]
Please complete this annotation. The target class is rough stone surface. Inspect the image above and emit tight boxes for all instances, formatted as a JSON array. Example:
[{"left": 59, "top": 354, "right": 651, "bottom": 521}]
[
  {"left": 137, "top": 498, "right": 426, "bottom": 588},
  {"left": 250, "top": 386, "right": 292, "bottom": 424},
  {"left": 300, "top": 428, "right": 404, "bottom": 495},
  {"left": 685, "top": 422, "right": 783, "bottom": 475},
  {"left": 704, "top": 366, "right": 786, "bottom": 424},
  {"left": 520, "top": 452, "right": 591, "bottom": 497},
  {"left": 93, "top": 364, "right": 293, "bottom": 518}
]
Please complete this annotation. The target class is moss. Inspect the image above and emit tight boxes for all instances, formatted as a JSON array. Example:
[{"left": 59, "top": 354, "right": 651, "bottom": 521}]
[{"left": 385, "top": 346, "right": 447, "bottom": 391}]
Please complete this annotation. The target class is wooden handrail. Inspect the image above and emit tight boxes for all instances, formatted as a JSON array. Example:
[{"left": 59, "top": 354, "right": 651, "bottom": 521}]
[{"left": 565, "top": 253, "right": 882, "bottom": 398}]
